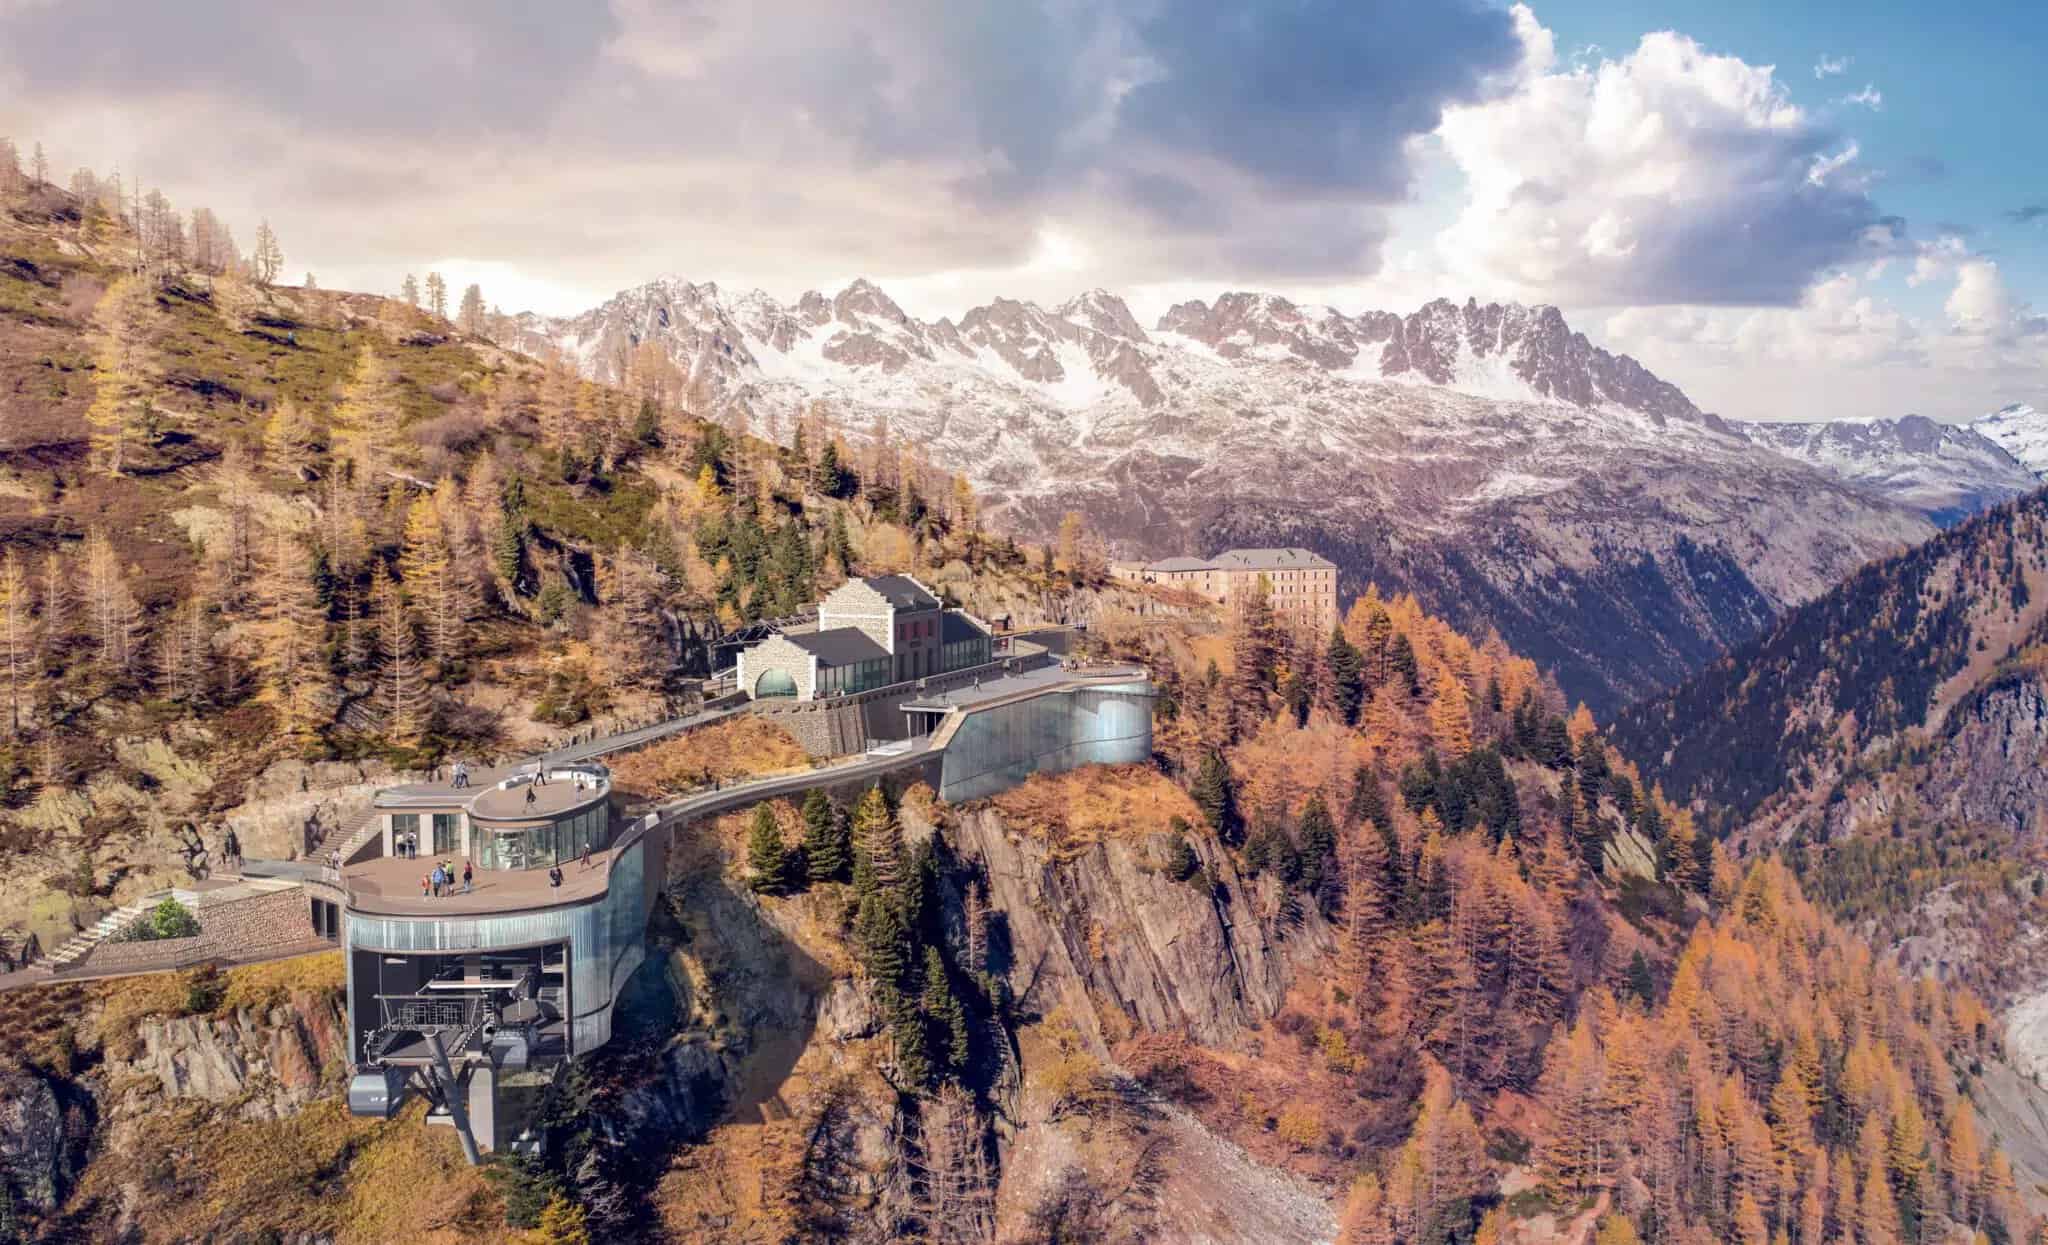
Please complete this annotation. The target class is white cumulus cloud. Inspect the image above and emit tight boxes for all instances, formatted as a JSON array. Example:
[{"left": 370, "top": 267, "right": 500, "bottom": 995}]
[{"left": 1433, "top": 6, "right": 1885, "bottom": 306}]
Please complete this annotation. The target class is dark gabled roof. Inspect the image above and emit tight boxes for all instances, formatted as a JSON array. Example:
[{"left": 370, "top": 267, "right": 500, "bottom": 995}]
[
  {"left": 786, "top": 626, "right": 890, "bottom": 666},
  {"left": 1144, "top": 556, "right": 1213, "bottom": 573},
  {"left": 863, "top": 574, "right": 941, "bottom": 610},
  {"left": 1212, "top": 547, "right": 1335, "bottom": 571},
  {"left": 941, "top": 611, "right": 989, "bottom": 644}
]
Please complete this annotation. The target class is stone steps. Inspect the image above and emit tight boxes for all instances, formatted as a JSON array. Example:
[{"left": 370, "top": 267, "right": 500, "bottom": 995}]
[{"left": 43, "top": 896, "right": 160, "bottom": 967}]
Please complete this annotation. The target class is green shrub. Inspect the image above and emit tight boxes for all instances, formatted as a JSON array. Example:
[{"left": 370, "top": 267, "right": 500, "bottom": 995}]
[{"left": 150, "top": 897, "right": 202, "bottom": 940}]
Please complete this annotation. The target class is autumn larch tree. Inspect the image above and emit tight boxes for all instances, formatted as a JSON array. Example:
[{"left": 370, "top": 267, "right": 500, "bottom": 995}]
[
  {"left": 373, "top": 568, "right": 426, "bottom": 749},
  {"left": 331, "top": 345, "right": 405, "bottom": 478},
  {"left": 458, "top": 283, "right": 486, "bottom": 337},
  {"left": 85, "top": 275, "right": 161, "bottom": 477},
  {"left": 0, "top": 551, "right": 37, "bottom": 738},
  {"left": 251, "top": 220, "right": 283, "bottom": 285},
  {"left": 81, "top": 528, "right": 143, "bottom": 679},
  {"left": 256, "top": 523, "right": 332, "bottom": 747}
]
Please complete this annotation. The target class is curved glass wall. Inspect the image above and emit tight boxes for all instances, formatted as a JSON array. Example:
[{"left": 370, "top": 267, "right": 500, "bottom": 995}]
[
  {"left": 754, "top": 668, "right": 797, "bottom": 698},
  {"left": 936, "top": 680, "right": 1153, "bottom": 802},
  {"left": 347, "top": 830, "right": 650, "bottom": 1055},
  {"left": 474, "top": 805, "right": 611, "bottom": 871}
]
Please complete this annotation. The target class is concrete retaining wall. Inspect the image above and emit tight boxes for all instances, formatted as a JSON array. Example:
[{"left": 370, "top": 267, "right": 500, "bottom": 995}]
[{"left": 747, "top": 653, "right": 1054, "bottom": 757}]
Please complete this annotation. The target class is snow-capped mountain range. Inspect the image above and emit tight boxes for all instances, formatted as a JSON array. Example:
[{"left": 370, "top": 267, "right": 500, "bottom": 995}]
[
  {"left": 507, "top": 277, "right": 2031, "bottom": 709},
  {"left": 1732, "top": 414, "right": 2041, "bottom": 526},
  {"left": 1975, "top": 403, "right": 2048, "bottom": 477}
]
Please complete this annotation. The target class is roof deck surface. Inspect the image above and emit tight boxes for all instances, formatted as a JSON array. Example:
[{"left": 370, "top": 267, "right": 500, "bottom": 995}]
[
  {"left": 469, "top": 776, "right": 610, "bottom": 823},
  {"left": 342, "top": 841, "right": 623, "bottom": 917}
]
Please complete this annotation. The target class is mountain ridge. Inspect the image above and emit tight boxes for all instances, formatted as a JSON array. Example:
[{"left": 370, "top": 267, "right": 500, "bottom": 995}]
[{"left": 507, "top": 275, "right": 1936, "bottom": 712}]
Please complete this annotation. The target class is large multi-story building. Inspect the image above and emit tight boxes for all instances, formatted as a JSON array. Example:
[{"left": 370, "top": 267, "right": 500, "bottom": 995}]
[{"left": 1118, "top": 547, "right": 1339, "bottom": 632}]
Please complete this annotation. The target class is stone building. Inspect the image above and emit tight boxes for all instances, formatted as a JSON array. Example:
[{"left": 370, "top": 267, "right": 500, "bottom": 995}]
[
  {"left": 1119, "top": 547, "right": 1338, "bottom": 632},
  {"left": 735, "top": 574, "right": 994, "bottom": 702}
]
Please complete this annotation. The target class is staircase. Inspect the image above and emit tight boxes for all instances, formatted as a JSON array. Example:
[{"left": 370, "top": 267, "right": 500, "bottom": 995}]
[
  {"left": 41, "top": 895, "right": 160, "bottom": 971},
  {"left": 310, "top": 804, "right": 383, "bottom": 867}
]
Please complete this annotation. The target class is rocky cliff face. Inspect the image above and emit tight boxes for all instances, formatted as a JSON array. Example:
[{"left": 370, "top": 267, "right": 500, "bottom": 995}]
[
  {"left": 942, "top": 804, "right": 1326, "bottom": 1052},
  {"left": 126, "top": 988, "right": 349, "bottom": 1121},
  {"left": 0, "top": 1064, "right": 85, "bottom": 1216}
]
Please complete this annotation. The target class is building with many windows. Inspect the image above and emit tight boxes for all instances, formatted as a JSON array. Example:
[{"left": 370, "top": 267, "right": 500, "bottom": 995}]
[
  {"left": 736, "top": 574, "right": 994, "bottom": 702},
  {"left": 1117, "top": 547, "right": 1339, "bottom": 631}
]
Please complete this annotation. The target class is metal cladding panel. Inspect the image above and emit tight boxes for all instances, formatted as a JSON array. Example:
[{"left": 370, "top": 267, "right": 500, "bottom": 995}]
[{"left": 937, "top": 681, "right": 1153, "bottom": 803}]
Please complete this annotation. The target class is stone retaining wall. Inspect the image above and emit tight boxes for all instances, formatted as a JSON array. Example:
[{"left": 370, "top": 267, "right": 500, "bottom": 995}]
[{"left": 70, "top": 890, "right": 329, "bottom": 977}]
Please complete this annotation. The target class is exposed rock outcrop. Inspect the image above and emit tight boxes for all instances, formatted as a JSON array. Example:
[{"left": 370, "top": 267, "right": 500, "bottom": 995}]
[
  {"left": 0, "top": 1064, "right": 81, "bottom": 1214},
  {"left": 941, "top": 804, "right": 1327, "bottom": 1052},
  {"left": 126, "top": 988, "right": 348, "bottom": 1120}
]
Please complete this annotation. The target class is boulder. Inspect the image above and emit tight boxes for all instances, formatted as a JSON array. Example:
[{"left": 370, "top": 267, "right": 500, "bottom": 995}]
[{"left": 0, "top": 1065, "right": 75, "bottom": 1213}]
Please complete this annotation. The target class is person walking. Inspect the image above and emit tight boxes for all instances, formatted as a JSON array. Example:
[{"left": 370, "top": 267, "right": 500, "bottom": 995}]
[
  {"left": 452, "top": 760, "right": 469, "bottom": 790},
  {"left": 420, "top": 872, "right": 431, "bottom": 899},
  {"left": 547, "top": 864, "right": 564, "bottom": 890},
  {"left": 524, "top": 785, "right": 538, "bottom": 810},
  {"left": 430, "top": 864, "right": 442, "bottom": 898},
  {"left": 462, "top": 861, "right": 473, "bottom": 894}
]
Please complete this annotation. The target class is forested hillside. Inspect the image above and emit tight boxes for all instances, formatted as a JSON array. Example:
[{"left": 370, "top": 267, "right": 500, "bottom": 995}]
[
  {"left": 1612, "top": 489, "right": 2048, "bottom": 1055},
  {"left": 1613, "top": 489, "right": 2048, "bottom": 826},
  {"left": 0, "top": 168, "right": 1102, "bottom": 962}
]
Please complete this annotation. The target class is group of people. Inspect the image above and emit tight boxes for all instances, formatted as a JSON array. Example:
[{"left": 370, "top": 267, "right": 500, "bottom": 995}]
[{"left": 420, "top": 859, "right": 472, "bottom": 898}]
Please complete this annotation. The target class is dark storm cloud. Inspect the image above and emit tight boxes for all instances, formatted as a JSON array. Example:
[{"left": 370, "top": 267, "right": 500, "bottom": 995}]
[{"left": 1117, "top": 0, "right": 1521, "bottom": 197}]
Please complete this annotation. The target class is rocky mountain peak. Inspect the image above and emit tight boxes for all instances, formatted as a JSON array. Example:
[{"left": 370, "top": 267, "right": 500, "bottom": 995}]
[
  {"left": 1056, "top": 288, "right": 1148, "bottom": 343},
  {"left": 832, "top": 277, "right": 911, "bottom": 328},
  {"left": 1975, "top": 401, "right": 2048, "bottom": 476}
]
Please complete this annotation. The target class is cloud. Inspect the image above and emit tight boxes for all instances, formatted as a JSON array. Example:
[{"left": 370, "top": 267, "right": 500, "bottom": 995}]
[
  {"left": 0, "top": 0, "right": 1524, "bottom": 298},
  {"left": 1840, "top": 84, "right": 1882, "bottom": 110},
  {"left": 1603, "top": 240, "right": 2047, "bottom": 420},
  {"left": 1433, "top": 7, "right": 1888, "bottom": 306},
  {"left": 2008, "top": 204, "right": 2048, "bottom": 225},
  {"left": 1814, "top": 54, "right": 1851, "bottom": 79}
]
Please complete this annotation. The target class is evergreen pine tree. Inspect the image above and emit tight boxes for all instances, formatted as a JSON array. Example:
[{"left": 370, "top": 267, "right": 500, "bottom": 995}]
[
  {"left": 856, "top": 890, "right": 910, "bottom": 987},
  {"left": 746, "top": 804, "right": 791, "bottom": 895},
  {"left": 1326, "top": 625, "right": 1365, "bottom": 726},
  {"left": 922, "top": 944, "right": 971, "bottom": 1077},
  {"left": 1164, "top": 831, "right": 1199, "bottom": 882},
  {"left": 800, "top": 788, "right": 848, "bottom": 882},
  {"left": 1193, "top": 751, "right": 1237, "bottom": 843}
]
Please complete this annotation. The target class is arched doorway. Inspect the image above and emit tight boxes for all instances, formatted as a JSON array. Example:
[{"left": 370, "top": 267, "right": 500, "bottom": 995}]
[{"left": 754, "top": 668, "right": 798, "bottom": 699}]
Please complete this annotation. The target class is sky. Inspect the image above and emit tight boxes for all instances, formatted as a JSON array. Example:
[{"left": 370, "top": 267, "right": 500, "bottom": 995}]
[{"left": 1, "top": 0, "right": 2042, "bottom": 424}]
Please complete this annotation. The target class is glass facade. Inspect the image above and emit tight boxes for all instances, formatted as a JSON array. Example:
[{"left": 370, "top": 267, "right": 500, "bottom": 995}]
[
  {"left": 390, "top": 813, "right": 419, "bottom": 845},
  {"left": 816, "top": 656, "right": 892, "bottom": 697},
  {"left": 937, "top": 680, "right": 1153, "bottom": 803},
  {"left": 346, "top": 826, "right": 651, "bottom": 1058},
  {"left": 432, "top": 813, "right": 460, "bottom": 855},
  {"left": 475, "top": 805, "right": 612, "bottom": 871},
  {"left": 940, "top": 634, "right": 992, "bottom": 674}
]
